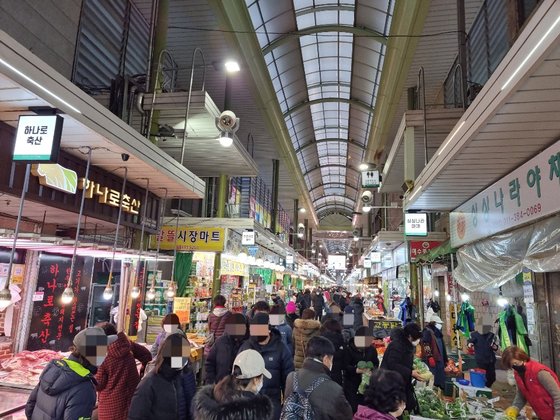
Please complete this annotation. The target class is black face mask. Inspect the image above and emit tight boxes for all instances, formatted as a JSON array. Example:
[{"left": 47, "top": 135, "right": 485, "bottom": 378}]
[{"left": 512, "top": 364, "right": 526, "bottom": 374}]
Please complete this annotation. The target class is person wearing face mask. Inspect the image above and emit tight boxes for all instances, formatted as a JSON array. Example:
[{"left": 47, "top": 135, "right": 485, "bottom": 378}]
[
  {"left": 128, "top": 334, "right": 195, "bottom": 420},
  {"left": 205, "top": 313, "right": 249, "bottom": 384},
  {"left": 354, "top": 369, "right": 407, "bottom": 420},
  {"left": 238, "top": 312, "right": 294, "bottom": 419},
  {"left": 421, "top": 314, "right": 447, "bottom": 389},
  {"left": 26, "top": 327, "right": 115, "bottom": 420},
  {"left": 344, "top": 326, "right": 380, "bottom": 412},
  {"left": 150, "top": 313, "right": 184, "bottom": 358},
  {"left": 283, "top": 336, "right": 353, "bottom": 420},
  {"left": 380, "top": 322, "right": 424, "bottom": 414},
  {"left": 192, "top": 349, "right": 274, "bottom": 420},
  {"left": 503, "top": 346, "right": 560, "bottom": 420}
]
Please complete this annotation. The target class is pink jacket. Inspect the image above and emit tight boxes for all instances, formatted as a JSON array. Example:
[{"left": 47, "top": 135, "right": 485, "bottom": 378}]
[{"left": 353, "top": 405, "right": 397, "bottom": 420}]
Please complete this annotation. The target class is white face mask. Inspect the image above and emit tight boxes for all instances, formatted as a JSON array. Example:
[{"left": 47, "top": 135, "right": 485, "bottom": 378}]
[
  {"left": 412, "top": 339, "right": 420, "bottom": 346},
  {"left": 255, "top": 378, "right": 264, "bottom": 393}
]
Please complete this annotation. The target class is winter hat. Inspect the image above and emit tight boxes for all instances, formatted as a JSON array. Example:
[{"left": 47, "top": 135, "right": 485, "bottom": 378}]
[{"left": 286, "top": 301, "right": 297, "bottom": 314}]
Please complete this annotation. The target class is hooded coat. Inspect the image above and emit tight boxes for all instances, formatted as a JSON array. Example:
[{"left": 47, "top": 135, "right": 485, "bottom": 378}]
[
  {"left": 238, "top": 328, "right": 294, "bottom": 419},
  {"left": 192, "top": 385, "right": 274, "bottom": 420},
  {"left": 353, "top": 298, "right": 365, "bottom": 330},
  {"left": 128, "top": 362, "right": 189, "bottom": 420},
  {"left": 293, "top": 318, "right": 321, "bottom": 369},
  {"left": 353, "top": 405, "right": 397, "bottom": 420},
  {"left": 321, "top": 330, "right": 347, "bottom": 386},
  {"left": 95, "top": 332, "right": 152, "bottom": 420},
  {"left": 344, "top": 340, "right": 380, "bottom": 412},
  {"left": 204, "top": 333, "right": 245, "bottom": 385},
  {"left": 380, "top": 328, "right": 417, "bottom": 413},
  {"left": 25, "top": 356, "right": 97, "bottom": 420}
]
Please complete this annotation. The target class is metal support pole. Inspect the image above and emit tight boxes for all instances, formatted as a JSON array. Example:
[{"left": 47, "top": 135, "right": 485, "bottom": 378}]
[
  {"left": 133, "top": 179, "right": 150, "bottom": 293},
  {"left": 418, "top": 263, "right": 424, "bottom": 325},
  {"left": 212, "top": 174, "right": 228, "bottom": 297},
  {"left": 293, "top": 199, "right": 299, "bottom": 248},
  {"left": 271, "top": 159, "right": 279, "bottom": 233},
  {"left": 224, "top": 72, "right": 232, "bottom": 111},
  {"left": 457, "top": 0, "right": 468, "bottom": 109},
  {"left": 1, "top": 164, "right": 31, "bottom": 301},
  {"left": 67, "top": 148, "right": 92, "bottom": 293},
  {"left": 149, "top": 188, "right": 168, "bottom": 293},
  {"left": 303, "top": 219, "right": 309, "bottom": 259},
  {"left": 418, "top": 67, "right": 428, "bottom": 166}
]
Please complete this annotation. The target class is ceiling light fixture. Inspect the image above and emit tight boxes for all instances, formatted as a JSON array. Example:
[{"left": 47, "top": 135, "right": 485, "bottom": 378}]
[
  {"left": 438, "top": 121, "right": 466, "bottom": 156},
  {"left": 219, "top": 132, "right": 233, "bottom": 148},
  {"left": 362, "top": 205, "right": 371, "bottom": 213},
  {"left": 359, "top": 163, "right": 368, "bottom": 171},
  {"left": 299, "top": 207, "right": 306, "bottom": 213},
  {"left": 502, "top": 15, "right": 560, "bottom": 91},
  {"left": 225, "top": 60, "right": 241, "bottom": 73}
]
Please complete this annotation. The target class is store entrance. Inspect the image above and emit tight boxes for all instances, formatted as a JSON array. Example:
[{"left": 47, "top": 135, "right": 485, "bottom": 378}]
[{"left": 543, "top": 271, "right": 560, "bottom": 375}]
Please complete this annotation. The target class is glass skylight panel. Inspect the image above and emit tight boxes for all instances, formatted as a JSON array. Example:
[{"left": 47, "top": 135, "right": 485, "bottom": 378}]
[{"left": 296, "top": 13, "right": 315, "bottom": 29}]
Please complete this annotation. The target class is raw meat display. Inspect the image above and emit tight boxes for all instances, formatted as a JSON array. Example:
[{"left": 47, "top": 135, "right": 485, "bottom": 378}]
[{"left": 0, "top": 350, "right": 64, "bottom": 388}]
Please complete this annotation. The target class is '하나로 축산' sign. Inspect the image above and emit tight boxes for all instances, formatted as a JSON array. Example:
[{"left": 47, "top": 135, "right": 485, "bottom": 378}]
[
  {"left": 13, "top": 115, "right": 63, "bottom": 162},
  {"left": 450, "top": 139, "right": 560, "bottom": 247},
  {"left": 151, "top": 226, "right": 225, "bottom": 252}
]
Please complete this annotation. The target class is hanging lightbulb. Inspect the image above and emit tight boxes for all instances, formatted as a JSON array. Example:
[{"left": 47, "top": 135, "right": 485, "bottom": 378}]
[
  {"left": 130, "top": 286, "right": 141, "bottom": 299},
  {"left": 446, "top": 294, "right": 452, "bottom": 301},
  {"left": 461, "top": 293, "right": 470, "bottom": 302},
  {"left": 146, "top": 287, "right": 156, "bottom": 301},
  {"left": 61, "top": 287, "right": 74, "bottom": 305},
  {"left": 103, "top": 286, "right": 114, "bottom": 300},
  {"left": 0, "top": 288, "right": 12, "bottom": 311},
  {"left": 433, "top": 290, "right": 440, "bottom": 297},
  {"left": 166, "top": 284, "right": 176, "bottom": 299},
  {"left": 497, "top": 295, "right": 508, "bottom": 307}
]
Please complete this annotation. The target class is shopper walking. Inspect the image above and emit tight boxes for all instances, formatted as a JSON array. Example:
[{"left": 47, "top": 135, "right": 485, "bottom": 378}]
[
  {"left": 193, "top": 349, "right": 273, "bottom": 420},
  {"left": 238, "top": 312, "right": 294, "bottom": 419},
  {"left": 285, "top": 301, "right": 299, "bottom": 329},
  {"left": 205, "top": 294, "right": 232, "bottom": 356},
  {"left": 205, "top": 313, "right": 249, "bottom": 384},
  {"left": 282, "top": 336, "right": 353, "bottom": 420},
  {"left": 293, "top": 308, "right": 321, "bottom": 369},
  {"left": 128, "top": 334, "right": 196, "bottom": 420},
  {"left": 313, "top": 289, "right": 326, "bottom": 321},
  {"left": 95, "top": 323, "right": 152, "bottom": 420},
  {"left": 467, "top": 325, "right": 497, "bottom": 388},
  {"left": 345, "top": 326, "right": 380, "bottom": 412},
  {"left": 421, "top": 314, "right": 447, "bottom": 389},
  {"left": 26, "top": 327, "right": 114, "bottom": 420},
  {"left": 353, "top": 369, "right": 407, "bottom": 420},
  {"left": 352, "top": 296, "right": 365, "bottom": 330},
  {"left": 297, "top": 289, "right": 312, "bottom": 316},
  {"left": 151, "top": 313, "right": 184, "bottom": 358},
  {"left": 320, "top": 318, "right": 347, "bottom": 386},
  {"left": 270, "top": 304, "right": 293, "bottom": 355},
  {"left": 503, "top": 346, "right": 560, "bottom": 420},
  {"left": 380, "top": 322, "right": 424, "bottom": 413}
]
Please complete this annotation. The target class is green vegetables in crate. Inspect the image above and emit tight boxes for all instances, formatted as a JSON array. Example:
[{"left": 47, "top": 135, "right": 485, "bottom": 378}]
[
  {"left": 357, "top": 361, "right": 374, "bottom": 395},
  {"left": 417, "top": 388, "right": 446, "bottom": 419}
]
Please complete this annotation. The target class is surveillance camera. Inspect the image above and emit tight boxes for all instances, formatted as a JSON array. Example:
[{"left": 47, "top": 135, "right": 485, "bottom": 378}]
[
  {"left": 121, "top": 153, "right": 130, "bottom": 162},
  {"left": 361, "top": 190, "right": 373, "bottom": 204},
  {"left": 216, "top": 110, "right": 239, "bottom": 132}
]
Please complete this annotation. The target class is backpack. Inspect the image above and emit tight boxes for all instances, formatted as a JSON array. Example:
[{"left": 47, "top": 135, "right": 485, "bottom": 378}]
[{"left": 280, "top": 372, "right": 327, "bottom": 420}]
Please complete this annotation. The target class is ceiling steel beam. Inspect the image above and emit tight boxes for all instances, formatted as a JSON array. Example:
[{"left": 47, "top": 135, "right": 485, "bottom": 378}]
[
  {"left": 284, "top": 97, "right": 373, "bottom": 118},
  {"left": 295, "top": 138, "right": 365, "bottom": 154},
  {"left": 302, "top": 164, "right": 360, "bottom": 177},
  {"left": 262, "top": 24, "right": 387, "bottom": 56},
  {"left": 308, "top": 182, "right": 358, "bottom": 194}
]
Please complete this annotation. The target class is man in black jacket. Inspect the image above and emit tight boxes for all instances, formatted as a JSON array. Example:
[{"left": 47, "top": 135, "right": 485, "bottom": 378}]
[
  {"left": 205, "top": 313, "right": 248, "bottom": 384},
  {"left": 283, "top": 336, "right": 353, "bottom": 420},
  {"left": 380, "top": 322, "right": 424, "bottom": 413},
  {"left": 238, "top": 312, "right": 294, "bottom": 420}
]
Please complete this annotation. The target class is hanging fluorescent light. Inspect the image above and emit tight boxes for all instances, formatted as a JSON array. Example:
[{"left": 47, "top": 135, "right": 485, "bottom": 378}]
[
  {"left": 299, "top": 207, "right": 306, "bottom": 213},
  {"left": 461, "top": 293, "right": 470, "bottom": 302},
  {"left": 166, "top": 283, "right": 176, "bottom": 299},
  {"left": 433, "top": 290, "right": 440, "bottom": 297},
  {"left": 408, "top": 185, "right": 423, "bottom": 202},
  {"left": 359, "top": 163, "right": 369, "bottom": 171},
  {"left": 353, "top": 236, "right": 359, "bottom": 242},
  {"left": 497, "top": 296, "right": 509, "bottom": 307},
  {"left": 219, "top": 132, "right": 233, "bottom": 148},
  {"left": 224, "top": 60, "right": 241, "bottom": 73}
]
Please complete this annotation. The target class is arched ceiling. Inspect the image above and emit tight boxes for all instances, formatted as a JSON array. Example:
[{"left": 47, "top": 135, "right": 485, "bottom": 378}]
[{"left": 243, "top": 0, "right": 395, "bottom": 221}]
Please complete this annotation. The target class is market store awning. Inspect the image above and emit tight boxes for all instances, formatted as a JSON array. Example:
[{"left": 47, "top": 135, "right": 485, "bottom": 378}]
[
  {"left": 406, "top": 0, "right": 560, "bottom": 211},
  {"left": 0, "top": 30, "right": 205, "bottom": 199},
  {"left": 415, "top": 240, "right": 456, "bottom": 263}
]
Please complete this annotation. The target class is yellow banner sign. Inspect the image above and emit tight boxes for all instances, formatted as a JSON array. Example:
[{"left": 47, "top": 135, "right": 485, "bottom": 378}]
[
  {"left": 152, "top": 226, "right": 225, "bottom": 252},
  {"left": 221, "top": 258, "right": 247, "bottom": 276},
  {"left": 174, "top": 297, "right": 191, "bottom": 326}
]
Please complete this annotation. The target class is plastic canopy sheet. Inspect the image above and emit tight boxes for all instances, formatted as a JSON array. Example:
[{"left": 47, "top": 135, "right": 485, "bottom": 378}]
[{"left": 455, "top": 215, "right": 560, "bottom": 291}]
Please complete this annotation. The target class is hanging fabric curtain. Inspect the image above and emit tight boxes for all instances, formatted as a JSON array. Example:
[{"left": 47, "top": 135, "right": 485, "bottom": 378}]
[
  {"left": 283, "top": 274, "right": 291, "bottom": 288},
  {"left": 455, "top": 215, "right": 560, "bottom": 291},
  {"left": 255, "top": 268, "right": 273, "bottom": 285},
  {"left": 174, "top": 252, "right": 193, "bottom": 297}
]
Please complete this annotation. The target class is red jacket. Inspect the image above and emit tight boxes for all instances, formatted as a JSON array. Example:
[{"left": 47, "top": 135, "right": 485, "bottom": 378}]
[
  {"left": 95, "top": 332, "right": 152, "bottom": 420},
  {"left": 514, "top": 359, "right": 560, "bottom": 419}
]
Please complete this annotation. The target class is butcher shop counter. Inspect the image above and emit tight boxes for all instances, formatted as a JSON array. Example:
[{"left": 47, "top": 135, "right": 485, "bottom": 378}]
[{"left": 0, "top": 386, "right": 30, "bottom": 419}]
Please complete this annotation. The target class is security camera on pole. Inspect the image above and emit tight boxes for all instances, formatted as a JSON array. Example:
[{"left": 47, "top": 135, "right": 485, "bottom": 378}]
[{"left": 216, "top": 110, "right": 240, "bottom": 148}]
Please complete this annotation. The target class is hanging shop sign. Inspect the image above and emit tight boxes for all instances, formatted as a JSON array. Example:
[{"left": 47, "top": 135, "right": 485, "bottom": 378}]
[
  {"left": 450, "top": 139, "right": 560, "bottom": 247},
  {"left": 449, "top": 303, "right": 460, "bottom": 349},
  {"left": 361, "top": 170, "right": 380, "bottom": 188},
  {"left": 13, "top": 115, "right": 63, "bottom": 162},
  {"left": 409, "top": 241, "right": 442, "bottom": 262},
  {"left": 27, "top": 253, "right": 93, "bottom": 352},
  {"left": 221, "top": 258, "right": 248, "bottom": 276},
  {"left": 78, "top": 178, "right": 141, "bottom": 214},
  {"left": 153, "top": 226, "right": 225, "bottom": 252},
  {"left": 364, "top": 259, "right": 372, "bottom": 268},
  {"left": 241, "top": 230, "right": 256, "bottom": 246},
  {"left": 32, "top": 163, "right": 78, "bottom": 194},
  {"left": 286, "top": 254, "right": 294, "bottom": 264},
  {"left": 405, "top": 213, "right": 427, "bottom": 236},
  {"left": 173, "top": 297, "right": 191, "bottom": 325},
  {"left": 370, "top": 251, "right": 382, "bottom": 263}
]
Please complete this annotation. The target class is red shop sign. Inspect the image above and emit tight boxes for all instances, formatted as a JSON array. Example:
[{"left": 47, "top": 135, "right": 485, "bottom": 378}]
[{"left": 409, "top": 241, "right": 441, "bottom": 262}]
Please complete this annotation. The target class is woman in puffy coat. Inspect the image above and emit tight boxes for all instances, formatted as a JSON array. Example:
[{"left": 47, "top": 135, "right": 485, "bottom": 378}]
[
  {"left": 128, "top": 334, "right": 196, "bottom": 420},
  {"left": 354, "top": 369, "right": 407, "bottom": 420},
  {"left": 293, "top": 308, "right": 321, "bottom": 369}
]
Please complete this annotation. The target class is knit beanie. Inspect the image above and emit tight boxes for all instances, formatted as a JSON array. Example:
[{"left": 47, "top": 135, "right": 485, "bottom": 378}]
[{"left": 286, "top": 301, "right": 297, "bottom": 314}]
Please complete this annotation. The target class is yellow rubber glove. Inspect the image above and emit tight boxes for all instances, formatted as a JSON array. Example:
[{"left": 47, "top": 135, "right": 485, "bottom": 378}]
[{"left": 505, "top": 406, "right": 519, "bottom": 418}]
